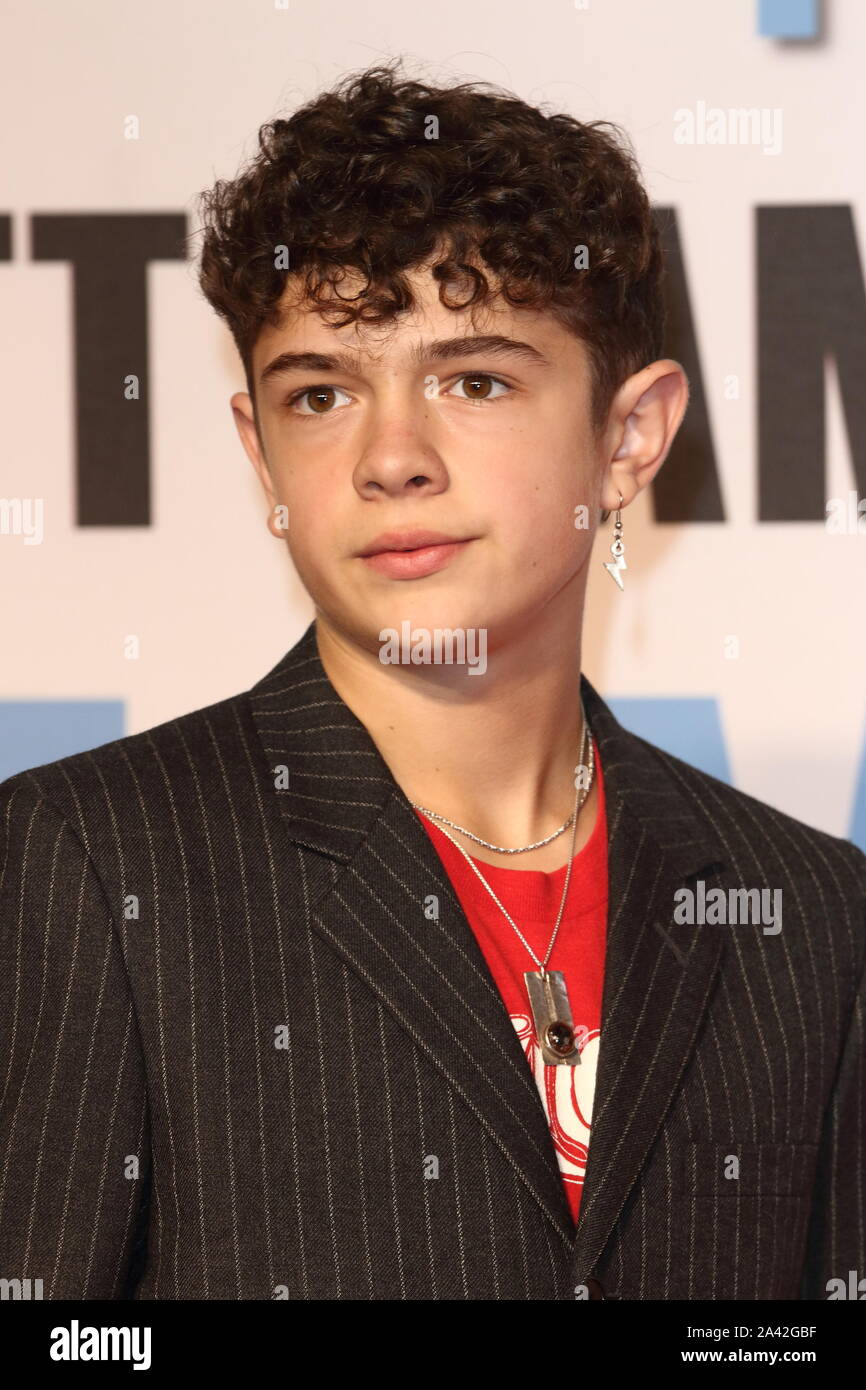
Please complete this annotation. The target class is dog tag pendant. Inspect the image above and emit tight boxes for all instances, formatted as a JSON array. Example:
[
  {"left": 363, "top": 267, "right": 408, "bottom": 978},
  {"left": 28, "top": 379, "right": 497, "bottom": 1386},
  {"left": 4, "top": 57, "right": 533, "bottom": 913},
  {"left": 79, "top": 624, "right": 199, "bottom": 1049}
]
[{"left": 524, "top": 969, "right": 582, "bottom": 1066}]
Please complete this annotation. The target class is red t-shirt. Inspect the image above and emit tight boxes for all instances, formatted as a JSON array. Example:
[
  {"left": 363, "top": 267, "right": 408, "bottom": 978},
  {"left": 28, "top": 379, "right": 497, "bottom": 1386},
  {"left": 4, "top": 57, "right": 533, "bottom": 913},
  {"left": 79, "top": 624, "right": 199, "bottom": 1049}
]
[{"left": 416, "top": 742, "right": 607, "bottom": 1228}]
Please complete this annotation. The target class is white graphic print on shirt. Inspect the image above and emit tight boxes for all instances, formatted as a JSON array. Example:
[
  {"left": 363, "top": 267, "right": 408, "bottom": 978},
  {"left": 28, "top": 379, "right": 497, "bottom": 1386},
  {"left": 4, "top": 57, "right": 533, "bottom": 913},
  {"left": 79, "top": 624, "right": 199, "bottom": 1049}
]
[{"left": 511, "top": 1013, "right": 600, "bottom": 1192}]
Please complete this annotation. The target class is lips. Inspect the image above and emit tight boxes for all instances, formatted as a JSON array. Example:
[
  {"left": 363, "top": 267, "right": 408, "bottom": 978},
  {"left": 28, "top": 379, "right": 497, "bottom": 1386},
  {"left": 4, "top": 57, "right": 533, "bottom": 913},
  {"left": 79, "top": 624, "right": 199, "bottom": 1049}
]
[
  {"left": 357, "top": 531, "right": 474, "bottom": 580},
  {"left": 358, "top": 530, "right": 464, "bottom": 557}
]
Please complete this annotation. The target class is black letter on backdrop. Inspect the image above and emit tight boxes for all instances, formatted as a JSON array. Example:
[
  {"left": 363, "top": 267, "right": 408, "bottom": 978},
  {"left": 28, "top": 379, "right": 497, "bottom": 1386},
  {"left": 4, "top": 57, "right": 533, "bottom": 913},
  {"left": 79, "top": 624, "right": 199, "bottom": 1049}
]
[
  {"left": 758, "top": 205, "right": 866, "bottom": 520},
  {"left": 32, "top": 214, "right": 187, "bottom": 525}
]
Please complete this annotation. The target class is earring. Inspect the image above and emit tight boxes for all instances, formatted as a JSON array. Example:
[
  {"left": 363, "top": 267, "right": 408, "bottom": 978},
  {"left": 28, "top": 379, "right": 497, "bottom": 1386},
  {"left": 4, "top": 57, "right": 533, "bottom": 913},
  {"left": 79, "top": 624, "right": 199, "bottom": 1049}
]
[{"left": 603, "top": 492, "right": 627, "bottom": 590}]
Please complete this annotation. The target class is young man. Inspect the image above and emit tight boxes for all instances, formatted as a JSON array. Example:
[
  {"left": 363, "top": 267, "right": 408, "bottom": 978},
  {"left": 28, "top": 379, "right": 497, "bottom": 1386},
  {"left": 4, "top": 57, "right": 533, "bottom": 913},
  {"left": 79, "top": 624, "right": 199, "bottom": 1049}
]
[{"left": 1, "top": 64, "right": 863, "bottom": 1302}]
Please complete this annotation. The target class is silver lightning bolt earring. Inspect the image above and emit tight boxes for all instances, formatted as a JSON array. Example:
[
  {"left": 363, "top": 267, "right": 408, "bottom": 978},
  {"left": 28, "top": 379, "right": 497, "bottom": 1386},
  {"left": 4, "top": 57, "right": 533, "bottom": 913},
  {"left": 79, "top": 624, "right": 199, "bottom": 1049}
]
[{"left": 603, "top": 491, "right": 627, "bottom": 590}]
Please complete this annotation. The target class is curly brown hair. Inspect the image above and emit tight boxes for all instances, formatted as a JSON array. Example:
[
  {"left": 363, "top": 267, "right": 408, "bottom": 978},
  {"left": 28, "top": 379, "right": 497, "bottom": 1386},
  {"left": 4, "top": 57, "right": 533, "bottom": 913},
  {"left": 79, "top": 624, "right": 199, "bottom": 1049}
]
[{"left": 195, "top": 60, "right": 666, "bottom": 443}]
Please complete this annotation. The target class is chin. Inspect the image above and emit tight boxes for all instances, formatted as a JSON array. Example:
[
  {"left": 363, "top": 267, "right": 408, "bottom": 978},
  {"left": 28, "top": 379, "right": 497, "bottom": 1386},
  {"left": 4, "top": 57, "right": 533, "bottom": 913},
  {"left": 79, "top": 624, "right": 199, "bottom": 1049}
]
[{"left": 369, "top": 594, "right": 489, "bottom": 635}]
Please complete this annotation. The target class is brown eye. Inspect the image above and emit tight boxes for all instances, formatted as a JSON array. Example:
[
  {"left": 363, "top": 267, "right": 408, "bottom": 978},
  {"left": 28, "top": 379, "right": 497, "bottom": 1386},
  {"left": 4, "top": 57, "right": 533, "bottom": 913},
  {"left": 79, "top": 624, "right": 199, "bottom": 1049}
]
[
  {"left": 463, "top": 375, "right": 492, "bottom": 398},
  {"left": 446, "top": 373, "right": 509, "bottom": 403},
  {"left": 291, "top": 384, "right": 351, "bottom": 416},
  {"left": 307, "top": 386, "right": 337, "bottom": 413}
]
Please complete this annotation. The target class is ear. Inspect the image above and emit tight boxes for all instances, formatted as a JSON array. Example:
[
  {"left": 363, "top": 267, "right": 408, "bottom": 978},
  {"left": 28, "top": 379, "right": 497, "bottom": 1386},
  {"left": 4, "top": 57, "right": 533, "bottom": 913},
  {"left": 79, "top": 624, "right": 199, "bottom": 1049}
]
[
  {"left": 600, "top": 360, "right": 690, "bottom": 512},
  {"left": 231, "top": 392, "right": 285, "bottom": 541}
]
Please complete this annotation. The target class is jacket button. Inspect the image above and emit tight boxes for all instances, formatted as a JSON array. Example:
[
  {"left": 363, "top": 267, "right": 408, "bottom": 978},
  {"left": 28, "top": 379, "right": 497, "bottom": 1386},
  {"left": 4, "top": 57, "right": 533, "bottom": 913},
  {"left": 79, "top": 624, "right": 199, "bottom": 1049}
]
[{"left": 586, "top": 1277, "right": 606, "bottom": 1299}]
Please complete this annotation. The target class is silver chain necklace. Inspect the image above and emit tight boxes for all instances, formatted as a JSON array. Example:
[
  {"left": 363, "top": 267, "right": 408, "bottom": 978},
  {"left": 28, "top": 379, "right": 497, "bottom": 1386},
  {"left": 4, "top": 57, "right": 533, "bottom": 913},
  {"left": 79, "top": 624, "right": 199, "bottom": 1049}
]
[
  {"left": 414, "top": 706, "right": 596, "bottom": 1066},
  {"left": 410, "top": 710, "right": 593, "bottom": 854},
  {"left": 411, "top": 799, "right": 578, "bottom": 854}
]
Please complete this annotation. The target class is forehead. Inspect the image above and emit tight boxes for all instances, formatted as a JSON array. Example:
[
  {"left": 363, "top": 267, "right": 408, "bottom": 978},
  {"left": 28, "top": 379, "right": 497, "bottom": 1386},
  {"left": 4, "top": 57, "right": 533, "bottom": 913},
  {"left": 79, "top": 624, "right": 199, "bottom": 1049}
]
[{"left": 252, "top": 260, "right": 586, "bottom": 372}]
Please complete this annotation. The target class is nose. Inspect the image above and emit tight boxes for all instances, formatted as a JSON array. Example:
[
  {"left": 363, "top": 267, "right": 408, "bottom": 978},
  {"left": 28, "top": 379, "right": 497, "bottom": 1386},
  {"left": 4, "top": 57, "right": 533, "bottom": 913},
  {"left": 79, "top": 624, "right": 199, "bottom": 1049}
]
[{"left": 352, "top": 408, "right": 449, "bottom": 500}]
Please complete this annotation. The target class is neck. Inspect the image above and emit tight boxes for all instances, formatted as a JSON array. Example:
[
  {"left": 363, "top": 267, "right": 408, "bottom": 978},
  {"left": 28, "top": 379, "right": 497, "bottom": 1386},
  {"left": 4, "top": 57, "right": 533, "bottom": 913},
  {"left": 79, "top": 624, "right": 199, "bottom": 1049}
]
[{"left": 314, "top": 604, "right": 600, "bottom": 871}]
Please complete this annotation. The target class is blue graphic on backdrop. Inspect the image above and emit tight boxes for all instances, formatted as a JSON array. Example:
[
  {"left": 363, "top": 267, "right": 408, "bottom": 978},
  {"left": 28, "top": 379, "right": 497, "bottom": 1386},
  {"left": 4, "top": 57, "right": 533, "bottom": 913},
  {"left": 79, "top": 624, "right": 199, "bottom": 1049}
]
[
  {"left": 758, "top": 0, "right": 819, "bottom": 39},
  {"left": 608, "top": 696, "right": 731, "bottom": 785},
  {"left": 0, "top": 701, "right": 125, "bottom": 782},
  {"left": 610, "top": 695, "right": 865, "bottom": 854}
]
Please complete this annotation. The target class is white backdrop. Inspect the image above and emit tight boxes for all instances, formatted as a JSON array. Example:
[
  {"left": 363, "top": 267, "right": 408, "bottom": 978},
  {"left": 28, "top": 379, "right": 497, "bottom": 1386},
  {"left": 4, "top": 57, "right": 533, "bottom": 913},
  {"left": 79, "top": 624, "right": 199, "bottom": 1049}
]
[{"left": 1, "top": 0, "right": 864, "bottom": 845}]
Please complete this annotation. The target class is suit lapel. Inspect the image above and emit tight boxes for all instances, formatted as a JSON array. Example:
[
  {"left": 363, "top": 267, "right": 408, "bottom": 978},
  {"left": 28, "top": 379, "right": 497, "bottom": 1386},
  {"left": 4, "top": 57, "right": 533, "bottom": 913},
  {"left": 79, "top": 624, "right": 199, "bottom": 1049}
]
[
  {"left": 250, "top": 621, "right": 728, "bottom": 1271},
  {"left": 571, "top": 680, "right": 728, "bottom": 1284}
]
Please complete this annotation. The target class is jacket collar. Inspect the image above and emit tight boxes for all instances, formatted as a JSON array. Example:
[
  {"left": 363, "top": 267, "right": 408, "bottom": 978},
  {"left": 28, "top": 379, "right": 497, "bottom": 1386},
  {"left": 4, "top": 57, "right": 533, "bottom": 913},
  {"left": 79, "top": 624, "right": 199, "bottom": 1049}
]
[{"left": 250, "top": 620, "right": 728, "bottom": 1281}]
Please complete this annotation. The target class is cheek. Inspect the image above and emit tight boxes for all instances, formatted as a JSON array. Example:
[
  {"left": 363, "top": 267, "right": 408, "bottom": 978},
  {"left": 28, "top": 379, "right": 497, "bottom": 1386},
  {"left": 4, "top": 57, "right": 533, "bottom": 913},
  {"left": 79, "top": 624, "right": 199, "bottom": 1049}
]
[
  {"left": 493, "top": 476, "right": 586, "bottom": 563},
  {"left": 287, "top": 516, "right": 326, "bottom": 569},
  {"left": 277, "top": 470, "right": 339, "bottom": 556}
]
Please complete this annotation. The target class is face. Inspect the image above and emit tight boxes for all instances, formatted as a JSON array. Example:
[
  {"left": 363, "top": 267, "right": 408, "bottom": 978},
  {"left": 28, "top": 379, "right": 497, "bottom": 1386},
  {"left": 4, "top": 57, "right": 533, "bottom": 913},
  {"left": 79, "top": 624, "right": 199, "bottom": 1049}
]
[{"left": 232, "top": 262, "right": 657, "bottom": 663}]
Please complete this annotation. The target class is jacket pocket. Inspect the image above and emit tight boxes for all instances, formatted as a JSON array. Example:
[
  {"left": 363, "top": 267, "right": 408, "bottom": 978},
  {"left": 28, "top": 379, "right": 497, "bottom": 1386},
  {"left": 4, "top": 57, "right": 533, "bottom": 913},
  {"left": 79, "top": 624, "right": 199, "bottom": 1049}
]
[{"left": 678, "top": 1141, "right": 819, "bottom": 1196}]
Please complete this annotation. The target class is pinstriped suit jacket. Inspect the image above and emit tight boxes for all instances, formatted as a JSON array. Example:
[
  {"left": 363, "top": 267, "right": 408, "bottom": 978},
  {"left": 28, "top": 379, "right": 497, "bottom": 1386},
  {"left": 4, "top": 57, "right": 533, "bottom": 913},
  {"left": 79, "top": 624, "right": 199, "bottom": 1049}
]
[{"left": 1, "top": 619, "right": 864, "bottom": 1301}]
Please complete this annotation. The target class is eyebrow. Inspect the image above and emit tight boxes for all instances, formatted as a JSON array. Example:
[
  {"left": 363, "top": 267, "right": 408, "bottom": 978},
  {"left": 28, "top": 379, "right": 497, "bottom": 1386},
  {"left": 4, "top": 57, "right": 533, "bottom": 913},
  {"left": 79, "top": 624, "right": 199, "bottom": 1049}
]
[{"left": 259, "top": 334, "right": 551, "bottom": 385}]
